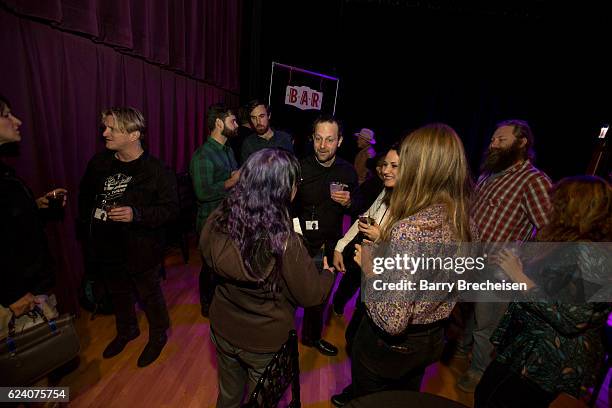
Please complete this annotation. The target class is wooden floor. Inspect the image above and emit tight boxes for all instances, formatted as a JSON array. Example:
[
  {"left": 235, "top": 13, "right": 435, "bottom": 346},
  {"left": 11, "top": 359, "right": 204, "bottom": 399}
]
[{"left": 51, "top": 240, "right": 607, "bottom": 408}]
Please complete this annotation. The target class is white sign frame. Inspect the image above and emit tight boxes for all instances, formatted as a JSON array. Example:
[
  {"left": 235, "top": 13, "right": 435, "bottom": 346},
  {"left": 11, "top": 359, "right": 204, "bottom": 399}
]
[{"left": 268, "top": 61, "right": 340, "bottom": 115}]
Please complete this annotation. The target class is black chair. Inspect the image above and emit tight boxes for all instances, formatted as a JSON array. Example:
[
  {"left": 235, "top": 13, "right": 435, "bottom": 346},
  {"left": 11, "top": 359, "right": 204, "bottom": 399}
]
[{"left": 242, "top": 330, "right": 301, "bottom": 408}]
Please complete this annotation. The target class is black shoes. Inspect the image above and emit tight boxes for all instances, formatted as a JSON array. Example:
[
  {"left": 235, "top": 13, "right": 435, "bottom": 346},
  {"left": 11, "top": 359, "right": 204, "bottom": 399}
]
[
  {"left": 303, "top": 339, "right": 339, "bottom": 356},
  {"left": 103, "top": 331, "right": 167, "bottom": 367},
  {"left": 102, "top": 331, "right": 140, "bottom": 359},
  {"left": 137, "top": 333, "right": 168, "bottom": 367},
  {"left": 331, "top": 386, "right": 353, "bottom": 407}
]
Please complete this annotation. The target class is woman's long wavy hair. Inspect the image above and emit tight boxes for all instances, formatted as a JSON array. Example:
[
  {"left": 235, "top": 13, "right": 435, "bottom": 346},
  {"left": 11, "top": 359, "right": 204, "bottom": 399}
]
[
  {"left": 380, "top": 123, "right": 474, "bottom": 242},
  {"left": 537, "top": 176, "right": 612, "bottom": 242},
  {"left": 213, "top": 148, "right": 301, "bottom": 291}
]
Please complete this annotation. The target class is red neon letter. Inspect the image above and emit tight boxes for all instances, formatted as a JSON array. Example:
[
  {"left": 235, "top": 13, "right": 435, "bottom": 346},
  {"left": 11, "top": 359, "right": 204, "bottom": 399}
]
[
  {"left": 289, "top": 87, "right": 298, "bottom": 103},
  {"left": 311, "top": 92, "right": 320, "bottom": 108}
]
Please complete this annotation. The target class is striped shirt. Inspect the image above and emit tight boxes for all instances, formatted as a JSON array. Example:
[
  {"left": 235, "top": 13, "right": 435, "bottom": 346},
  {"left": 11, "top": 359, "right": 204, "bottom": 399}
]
[{"left": 472, "top": 160, "right": 552, "bottom": 242}]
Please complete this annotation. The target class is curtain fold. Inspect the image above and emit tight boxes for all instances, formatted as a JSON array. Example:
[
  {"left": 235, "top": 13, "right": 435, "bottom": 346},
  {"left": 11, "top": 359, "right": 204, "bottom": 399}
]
[
  {"left": 0, "top": 0, "right": 240, "bottom": 92},
  {"left": 0, "top": 6, "right": 239, "bottom": 314}
]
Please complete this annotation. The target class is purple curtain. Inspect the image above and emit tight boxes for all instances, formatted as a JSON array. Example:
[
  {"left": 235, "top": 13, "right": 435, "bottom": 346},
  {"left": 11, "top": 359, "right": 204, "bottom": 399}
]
[
  {"left": 0, "top": 0, "right": 241, "bottom": 91},
  {"left": 0, "top": 4, "right": 240, "bottom": 314}
]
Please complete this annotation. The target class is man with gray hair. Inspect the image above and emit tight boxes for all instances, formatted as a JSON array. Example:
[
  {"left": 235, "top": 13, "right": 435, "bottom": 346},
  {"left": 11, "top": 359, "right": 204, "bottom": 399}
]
[{"left": 79, "top": 106, "right": 179, "bottom": 367}]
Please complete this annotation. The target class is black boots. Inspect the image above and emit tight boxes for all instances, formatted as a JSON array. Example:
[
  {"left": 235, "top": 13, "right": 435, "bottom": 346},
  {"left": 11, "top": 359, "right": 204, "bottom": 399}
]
[
  {"left": 102, "top": 331, "right": 140, "bottom": 359},
  {"left": 102, "top": 330, "right": 168, "bottom": 368},
  {"left": 137, "top": 333, "right": 168, "bottom": 367}
]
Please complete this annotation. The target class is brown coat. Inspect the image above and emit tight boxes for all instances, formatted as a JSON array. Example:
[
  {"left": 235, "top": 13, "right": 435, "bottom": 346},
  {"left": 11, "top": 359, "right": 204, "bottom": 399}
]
[{"left": 200, "top": 214, "right": 335, "bottom": 353}]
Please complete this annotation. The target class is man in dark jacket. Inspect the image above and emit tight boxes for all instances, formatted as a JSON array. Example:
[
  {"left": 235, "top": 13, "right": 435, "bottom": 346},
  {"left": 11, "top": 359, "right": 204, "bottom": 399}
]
[
  {"left": 240, "top": 99, "right": 293, "bottom": 163},
  {"left": 79, "top": 107, "right": 179, "bottom": 367},
  {"left": 294, "top": 115, "right": 362, "bottom": 356}
]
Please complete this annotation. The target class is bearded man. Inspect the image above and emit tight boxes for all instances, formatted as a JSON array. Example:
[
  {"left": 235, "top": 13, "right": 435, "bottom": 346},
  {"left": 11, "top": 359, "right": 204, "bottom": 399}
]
[
  {"left": 190, "top": 104, "right": 240, "bottom": 316},
  {"left": 240, "top": 99, "right": 293, "bottom": 163},
  {"left": 456, "top": 119, "right": 552, "bottom": 392}
]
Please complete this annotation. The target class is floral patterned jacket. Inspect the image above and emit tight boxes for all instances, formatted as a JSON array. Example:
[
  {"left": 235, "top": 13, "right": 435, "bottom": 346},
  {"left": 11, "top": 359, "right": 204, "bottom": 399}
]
[{"left": 492, "top": 301, "right": 611, "bottom": 398}]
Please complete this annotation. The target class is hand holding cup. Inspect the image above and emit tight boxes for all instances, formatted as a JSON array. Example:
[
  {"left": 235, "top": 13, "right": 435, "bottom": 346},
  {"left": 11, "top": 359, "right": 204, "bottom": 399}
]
[
  {"left": 358, "top": 214, "right": 380, "bottom": 241},
  {"left": 330, "top": 182, "right": 350, "bottom": 207},
  {"left": 37, "top": 188, "right": 68, "bottom": 209},
  {"left": 107, "top": 205, "right": 134, "bottom": 222}
]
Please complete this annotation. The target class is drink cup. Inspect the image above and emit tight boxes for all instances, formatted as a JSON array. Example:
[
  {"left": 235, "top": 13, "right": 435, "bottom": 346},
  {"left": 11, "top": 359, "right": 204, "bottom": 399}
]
[
  {"left": 329, "top": 181, "right": 347, "bottom": 195},
  {"left": 359, "top": 214, "right": 376, "bottom": 226},
  {"left": 48, "top": 191, "right": 66, "bottom": 209}
]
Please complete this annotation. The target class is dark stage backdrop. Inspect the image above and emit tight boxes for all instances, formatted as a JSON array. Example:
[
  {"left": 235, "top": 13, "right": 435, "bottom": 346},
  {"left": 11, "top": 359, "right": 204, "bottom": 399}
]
[
  {"left": 0, "top": 1, "right": 241, "bottom": 314},
  {"left": 242, "top": 0, "right": 612, "bottom": 180}
]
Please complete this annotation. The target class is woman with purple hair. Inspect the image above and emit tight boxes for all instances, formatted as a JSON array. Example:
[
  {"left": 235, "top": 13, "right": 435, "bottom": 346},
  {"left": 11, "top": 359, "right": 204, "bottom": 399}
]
[{"left": 200, "top": 148, "right": 335, "bottom": 407}]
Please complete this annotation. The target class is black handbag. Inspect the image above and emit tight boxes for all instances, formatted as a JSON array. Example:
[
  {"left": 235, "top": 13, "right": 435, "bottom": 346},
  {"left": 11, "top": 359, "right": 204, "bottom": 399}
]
[{"left": 0, "top": 307, "right": 80, "bottom": 386}]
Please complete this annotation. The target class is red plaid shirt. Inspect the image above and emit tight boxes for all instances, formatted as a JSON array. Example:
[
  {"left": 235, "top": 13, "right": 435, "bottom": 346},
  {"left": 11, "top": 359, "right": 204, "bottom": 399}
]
[{"left": 473, "top": 160, "right": 552, "bottom": 242}]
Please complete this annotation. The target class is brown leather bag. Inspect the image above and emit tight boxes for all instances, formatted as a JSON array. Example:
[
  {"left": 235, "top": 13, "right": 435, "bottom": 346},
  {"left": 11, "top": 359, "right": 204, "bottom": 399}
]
[{"left": 0, "top": 307, "right": 80, "bottom": 386}]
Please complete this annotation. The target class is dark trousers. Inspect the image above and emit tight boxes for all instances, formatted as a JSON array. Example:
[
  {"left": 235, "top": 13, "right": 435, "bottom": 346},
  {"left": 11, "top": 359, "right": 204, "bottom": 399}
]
[
  {"left": 302, "top": 304, "right": 327, "bottom": 343},
  {"left": 332, "top": 242, "right": 362, "bottom": 312},
  {"left": 199, "top": 260, "right": 216, "bottom": 306},
  {"left": 302, "top": 249, "right": 331, "bottom": 343},
  {"left": 345, "top": 298, "right": 366, "bottom": 355},
  {"left": 351, "top": 316, "right": 444, "bottom": 398},
  {"left": 211, "top": 329, "right": 274, "bottom": 408},
  {"left": 475, "top": 360, "right": 556, "bottom": 408},
  {"left": 338, "top": 298, "right": 366, "bottom": 398},
  {"left": 105, "top": 264, "right": 170, "bottom": 338}
]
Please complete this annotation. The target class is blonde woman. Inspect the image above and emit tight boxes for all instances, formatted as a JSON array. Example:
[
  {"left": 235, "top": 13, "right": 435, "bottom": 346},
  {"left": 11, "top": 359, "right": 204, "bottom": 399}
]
[{"left": 351, "top": 123, "right": 478, "bottom": 398}]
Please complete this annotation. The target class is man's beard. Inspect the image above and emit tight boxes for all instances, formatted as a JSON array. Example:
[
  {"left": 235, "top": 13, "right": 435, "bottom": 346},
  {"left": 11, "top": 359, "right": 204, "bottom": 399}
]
[
  {"left": 315, "top": 149, "right": 336, "bottom": 165},
  {"left": 481, "top": 140, "right": 525, "bottom": 173},
  {"left": 255, "top": 124, "right": 269, "bottom": 135},
  {"left": 222, "top": 125, "right": 238, "bottom": 139}
]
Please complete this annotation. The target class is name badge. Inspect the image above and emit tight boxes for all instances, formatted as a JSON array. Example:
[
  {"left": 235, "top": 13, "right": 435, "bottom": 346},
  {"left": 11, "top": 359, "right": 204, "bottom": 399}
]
[
  {"left": 94, "top": 207, "right": 109, "bottom": 221},
  {"left": 305, "top": 220, "right": 319, "bottom": 230}
]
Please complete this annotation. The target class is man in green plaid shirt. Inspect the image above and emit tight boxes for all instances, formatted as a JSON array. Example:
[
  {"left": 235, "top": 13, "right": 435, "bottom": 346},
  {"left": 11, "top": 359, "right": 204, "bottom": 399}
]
[
  {"left": 190, "top": 104, "right": 240, "bottom": 316},
  {"left": 190, "top": 104, "right": 240, "bottom": 234}
]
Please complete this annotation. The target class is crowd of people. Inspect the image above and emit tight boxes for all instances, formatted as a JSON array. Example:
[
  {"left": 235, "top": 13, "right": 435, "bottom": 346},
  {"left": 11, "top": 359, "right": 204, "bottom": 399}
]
[{"left": 2, "top": 92, "right": 611, "bottom": 408}]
